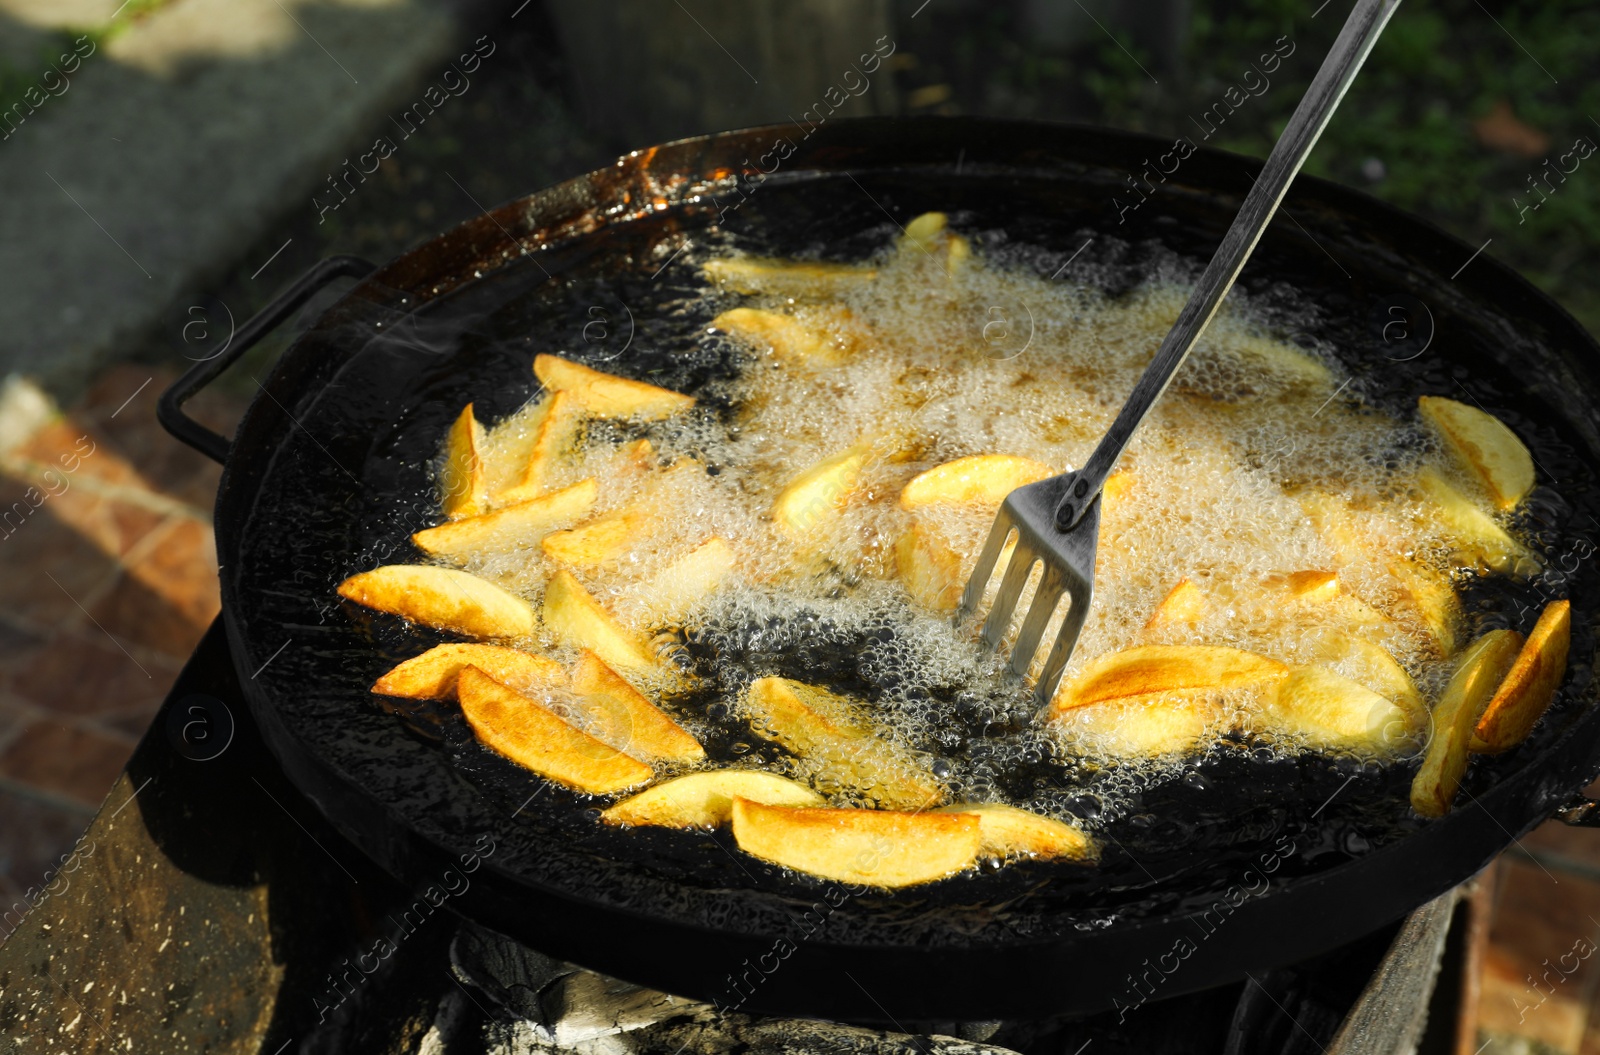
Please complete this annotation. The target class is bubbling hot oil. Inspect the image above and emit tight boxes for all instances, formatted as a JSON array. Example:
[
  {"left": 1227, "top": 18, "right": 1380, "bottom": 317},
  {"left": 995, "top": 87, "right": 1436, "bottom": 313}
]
[{"left": 449, "top": 228, "right": 1528, "bottom": 828}]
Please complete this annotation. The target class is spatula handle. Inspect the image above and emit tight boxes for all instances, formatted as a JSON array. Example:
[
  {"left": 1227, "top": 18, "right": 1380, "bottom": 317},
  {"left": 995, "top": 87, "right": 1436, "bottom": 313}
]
[{"left": 1052, "top": 0, "right": 1402, "bottom": 531}]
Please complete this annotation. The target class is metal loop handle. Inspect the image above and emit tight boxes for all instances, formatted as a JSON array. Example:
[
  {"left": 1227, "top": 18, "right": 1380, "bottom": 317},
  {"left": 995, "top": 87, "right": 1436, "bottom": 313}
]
[{"left": 157, "top": 255, "right": 376, "bottom": 464}]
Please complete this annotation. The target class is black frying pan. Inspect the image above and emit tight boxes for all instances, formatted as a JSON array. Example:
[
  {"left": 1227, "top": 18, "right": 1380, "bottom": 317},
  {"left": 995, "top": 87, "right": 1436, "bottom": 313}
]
[{"left": 160, "top": 118, "right": 1600, "bottom": 1023}]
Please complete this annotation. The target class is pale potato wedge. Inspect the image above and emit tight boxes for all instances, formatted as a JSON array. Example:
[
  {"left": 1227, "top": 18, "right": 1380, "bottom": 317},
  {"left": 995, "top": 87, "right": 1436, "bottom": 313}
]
[
  {"left": 772, "top": 444, "right": 871, "bottom": 540},
  {"left": 338, "top": 565, "right": 536, "bottom": 639},
  {"left": 713, "top": 306, "right": 861, "bottom": 367},
  {"left": 542, "top": 569, "right": 660, "bottom": 674},
  {"left": 1050, "top": 693, "right": 1219, "bottom": 758},
  {"left": 730, "top": 798, "right": 981, "bottom": 888},
  {"left": 895, "top": 519, "right": 964, "bottom": 612},
  {"left": 1411, "top": 629, "right": 1524, "bottom": 816},
  {"left": 899, "top": 454, "right": 1053, "bottom": 511},
  {"left": 1145, "top": 579, "right": 1207, "bottom": 629},
  {"left": 413, "top": 479, "right": 598, "bottom": 560},
  {"left": 935, "top": 803, "right": 1096, "bottom": 861},
  {"left": 1261, "top": 665, "right": 1413, "bottom": 754},
  {"left": 744, "top": 677, "right": 943, "bottom": 810},
  {"left": 900, "top": 211, "right": 949, "bottom": 252},
  {"left": 542, "top": 507, "right": 655, "bottom": 567},
  {"left": 635, "top": 537, "right": 735, "bottom": 618},
  {"left": 457, "top": 667, "right": 651, "bottom": 794},
  {"left": 1052, "top": 645, "right": 1288, "bottom": 713},
  {"left": 1298, "top": 492, "right": 1377, "bottom": 567},
  {"left": 1417, "top": 466, "right": 1536, "bottom": 573},
  {"left": 1310, "top": 630, "right": 1426, "bottom": 729},
  {"left": 479, "top": 395, "right": 554, "bottom": 497},
  {"left": 701, "top": 256, "right": 877, "bottom": 298},
  {"left": 601, "top": 771, "right": 822, "bottom": 829},
  {"left": 1472, "top": 599, "right": 1571, "bottom": 752},
  {"left": 1419, "top": 396, "right": 1534, "bottom": 510},
  {"left": 1388, "top": 560, "right": 1461, "bottom": 657},
  {"left": 569, "top": 650, "right": 703, "bottom": 762},
  {"left": 496, "top": 390, "right": 584, "bottom": 504},
  {"left": 1266, "top": 570, "right": 1339, "bottom": 602},
  {"left": 372, "top": 643, "right": 564, "bottom": 700},
  {"left": 440, "top": 403, "right": 488, "bottom": 519},
  {"left": 534, "top": 354, "right": 695, "bottom": 421},
  {"left": 1230, "top": 335, "right": 1335, "bottom": 386}
]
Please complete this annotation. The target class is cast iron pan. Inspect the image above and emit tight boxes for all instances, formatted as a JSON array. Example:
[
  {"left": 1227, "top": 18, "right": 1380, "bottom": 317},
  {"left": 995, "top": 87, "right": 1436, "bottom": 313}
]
[{"left": 160, "top": 118, "right": 1600, "bottom": 1022}]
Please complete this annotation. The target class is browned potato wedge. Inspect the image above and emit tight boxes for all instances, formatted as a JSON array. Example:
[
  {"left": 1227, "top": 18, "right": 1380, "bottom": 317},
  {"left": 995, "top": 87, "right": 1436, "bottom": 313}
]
[
  {"left": 441, "top": 403, "right": 487, "bottom": 519},
  {"left": 894, "top": 519, "right": 964, "bottom": 612},
  {"left": 570, "top": 650, "right": 703, "bottom": 762},
  {"left": 338, "top": 565, "right": 536, "bottom": 639},
  {"left": 1411, "top": 629, "right": 1524, "bottom": 816},
  {"left": 899, "top": 454, "right": 1053, "bottom": 510},
  {"left": 1418, "top": 396, "right": 1534, "bottom": 510},
  {"left": 496, "top": 391, "right": 584, "bottom": 505},
  {"left": 935, "top": 803, "right": 1096, "bottom": 861},
  {"left": 542, "top": 569, "right": 660, "bottom": 674},
  {"left": 713, "top": 306, "right": 861, "bottom": 367},
  {"left": 371, "top": 643, "right": 563, "bottom": 700},
  {"left": 772, "top": 444, "right": 870, "bottom": 540},
  {"left": 1417, "top": 466, "right": 1535, "bottom": 573},
  {"left": 744, "top": 677, "right": 943, "bottom": 810},
  {"left": 413, "top": 479, "right": 598, "bottom": 560},
  {"left": 730, "top": 798, "right": 980, "bottom": 888},
  {"left": 1050, "top": 693, "right": 1219, "bottom": 758},
  {"left": 1388, "top": 560, "right": 1461, "bottom": 657},
  {"left": 1145, "top": 579, "right": 1207, "bottom": 629},
  {"left": 1472, "top": 599, "right": 1571, "bottom": 752},
  {"left": 542, "top": 507, "right": 654, "bottom": 567},
  {"left": 1261, "top": 666, "right": 1414, "bottom": 754},
  {"left": 457, "top": 667, "right": 651, "bottom": 794},
  {"left": 701, "top": 256, "right": 877, "bottom": 298},
  {"left": 635, "top": 537, "right": 735, "bottom": 618},
  {"left": 601, "top": 771, "right": 822, "bottom": 828},
  {"left": 534, "top": 354, "right": 695, "bottom": 421},
  {"left": 1052, "top": 645, "right": 1288, "bottom": 713}
]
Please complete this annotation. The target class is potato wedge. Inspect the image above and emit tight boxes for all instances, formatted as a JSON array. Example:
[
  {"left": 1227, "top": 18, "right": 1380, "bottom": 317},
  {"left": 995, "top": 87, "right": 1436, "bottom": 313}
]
[
  {"left": 635, "top": 537, "right": 735, "bottom": 618},
  {"left": 730, "top": 799, "right": 980, "bottom": 888},
  {"left": 935, "top": 803, "right": 1096, "bottom": 861},
  {"left": 1261, "top": 665, "right": 1413, "bottom": 754},
  {"left": 570, "top": 650, "right": 703, "bottom": 762},
  {"left": 338, "top": 565, "right": 536, "bottom": 639},
  {"left": 1051, "top": 693, "right": 1219, "bottom": 758},
  {"left": 1419, "top": 396, "right": 1534, "bottom": 510},
  {"left": 1052, "top": 645, "right": 1288, "bottom": 713},
  {"left": 1418, "top": 466, "right": 1535, "bottom": 573},
  {"left": 899, "top": 455, "right": 1053, "bottom": 511},
  {"left": 414, "top": 479, "right": 598, "bottom": 560},
  {"left": 1472, "top": 599, "right": 1571, "bottom": 752},
  {"left": 744, "top": 677, "right": 943, "bottom": 809},
  {"left": 496, "top": 391, "right": 584, "bottom": 504},
  {"left": 1410, "top": 630, "right": 1525, "bottom": 816},
  {"left": 1309, "top": 630, "right": 1426, "bottom": 729},
  {"left": 895, "top": 519, "right": 964, "bottom": 612},
  {"left": 457, "top": 667, "right": 651, "bottom": 794},
  {"left": 372, "top": 643, "right": 564, "bottom": 700},
  {"left": 440, "top": 404, "right": 488, "bottom": 519},
  {"left": 701, "top": 256, "right": 877, "bottom": 298},
  {"left": 1298, "top": 492, "right": 1375, "bottom": 567},
  {"left": 542, "top": 507, "right": 655, "bottom": 567},
  {"left": 772, "top": 444, "right": 871, "bottom": 540},
  {"left": 542, "top": 569, "right": 660, "bottom": 674},
  {"left": 1145, "top": 579, "right": 1207, "bottom": 629},
  {"left": 1230, "top": 335, "right": 1335, "bottom": 387},
  {"left": 900, "top": 211, "right": 949, "bottom": 252},
  {"left": 534, "top": 354, "right": 695, "bottom": 421},
  {"left": 602, "top": 771, "right": 822, "bottom": 829},
  {"left": 1266, "top": 570, "right": 1339, "bottom": 602},
  {"left": 713, "top": 306, "right": 861, "bottom": 367},
  {"left": 1388, "top": 560, "right": 1461, "bottom": 656}
]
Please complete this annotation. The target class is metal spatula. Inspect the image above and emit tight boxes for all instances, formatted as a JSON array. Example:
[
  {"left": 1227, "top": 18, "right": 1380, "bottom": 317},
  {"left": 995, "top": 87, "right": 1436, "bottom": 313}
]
[{"left": 957, "top": 0, "right": 1403, "bottom": 711}]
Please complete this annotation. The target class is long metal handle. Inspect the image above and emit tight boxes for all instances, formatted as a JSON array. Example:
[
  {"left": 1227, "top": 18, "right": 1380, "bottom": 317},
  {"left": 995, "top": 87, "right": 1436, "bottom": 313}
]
[
  {"left": 158, "top": 255, "right": 376, "bottom": 464},
  {"left": 1053, "top": 0, "right": 1402, "bottom": 530}
]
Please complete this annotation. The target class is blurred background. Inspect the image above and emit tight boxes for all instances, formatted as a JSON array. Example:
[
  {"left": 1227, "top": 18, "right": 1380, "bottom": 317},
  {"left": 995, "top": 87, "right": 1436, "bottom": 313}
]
[{"left": 0, "top": 0, "right": 1596, "bottom": 1050}]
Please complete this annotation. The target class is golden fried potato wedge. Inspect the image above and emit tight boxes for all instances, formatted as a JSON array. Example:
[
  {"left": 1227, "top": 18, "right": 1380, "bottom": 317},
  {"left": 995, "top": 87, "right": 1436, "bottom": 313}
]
[
  {"left": 744, "top": 677, "right": 943, "bottom": 809},
  {"left": 1262, "top": 666, "right": 1413, "bottom": 754},
  {"left": 1145, "top": 579, "right": 1207, "bottom": 629},
  {"left": 899, "top": 455, "right": 1053, "bottom": 511},
  {"left": 1310, "top": 630, "right": 1426, "bottom": 728},
  {"left": 1388, "top": 560, "right": 1461, "bottom": 656},
  {"left": 534, "top": 354, "right": 695, "bottom": 421},
  {"left": 935, "top": 803, "right": 1096, "bottom": 861},
  {"left": 1411, "top": 630, "right": 1524, "bottom": 816},
  {"left": 602, "top": 771, "right": 822, "bottom": 829},
  {"left": 1418, "top": 466, "right": 1535, "bottom": 573},
  {"left": 372, "top": 643, "right": 563, "bottom": 700},
  {"left": 1051, "top": 693, "right": 1219, "bottom": 758},
  {"left": 1266, "top": 569, "right": 1339, "bottom": 602},
  {"left": 1472, "top": 599, "right": 1571, "bottom": 752},
  {"left": 542, "top": 569, "right": 661, "bottom": 674},
  {"left": 570, "top": 650, "right": 703, "bottom": 762},
  {"left": 457, "top": 667, "right": 651, "bottom": 794},
  {"left": 772, "top": 444, "right": 871, "bottom": 540},
  {"left": 413, "top": 479, "right": 598, "bottom": 560},
  {"left": 338, "top": 565, "right": 536, "bottom": 639},
  {"left": 1419, "top": 396, "right": 1534, "bottom": 510},
  {"left": 1298, "top": 492, "right": 1377, "bottom": 567},
  {"left": 713, "top": 306, "right": 861, "bottom": 367},
  {"left": 440, "top": 404, "right": 488, "bottom": 519},
  {"left": 1053, "top": 645, "right": 1288, "bottom": 713},
  {"left": 895, "top": 519, "right": 964, "bottom": 612},
  {"left": 495, "top": 390, "right": 584, "bottom": 504},
  {"left": 730, "top": 798, "right": 980, "bottom": 888},
  {"left": 635, "top": 537, "right": 735, "bottom": 618},
  {"left": 542, "top": 507, "right": 655, "bottom": 567},
  {"left": 901, "top": 211, "right": 949, "bottom": 252},
  {"left": 701, "top": 256, "right": 877, "bottom": 298}
]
